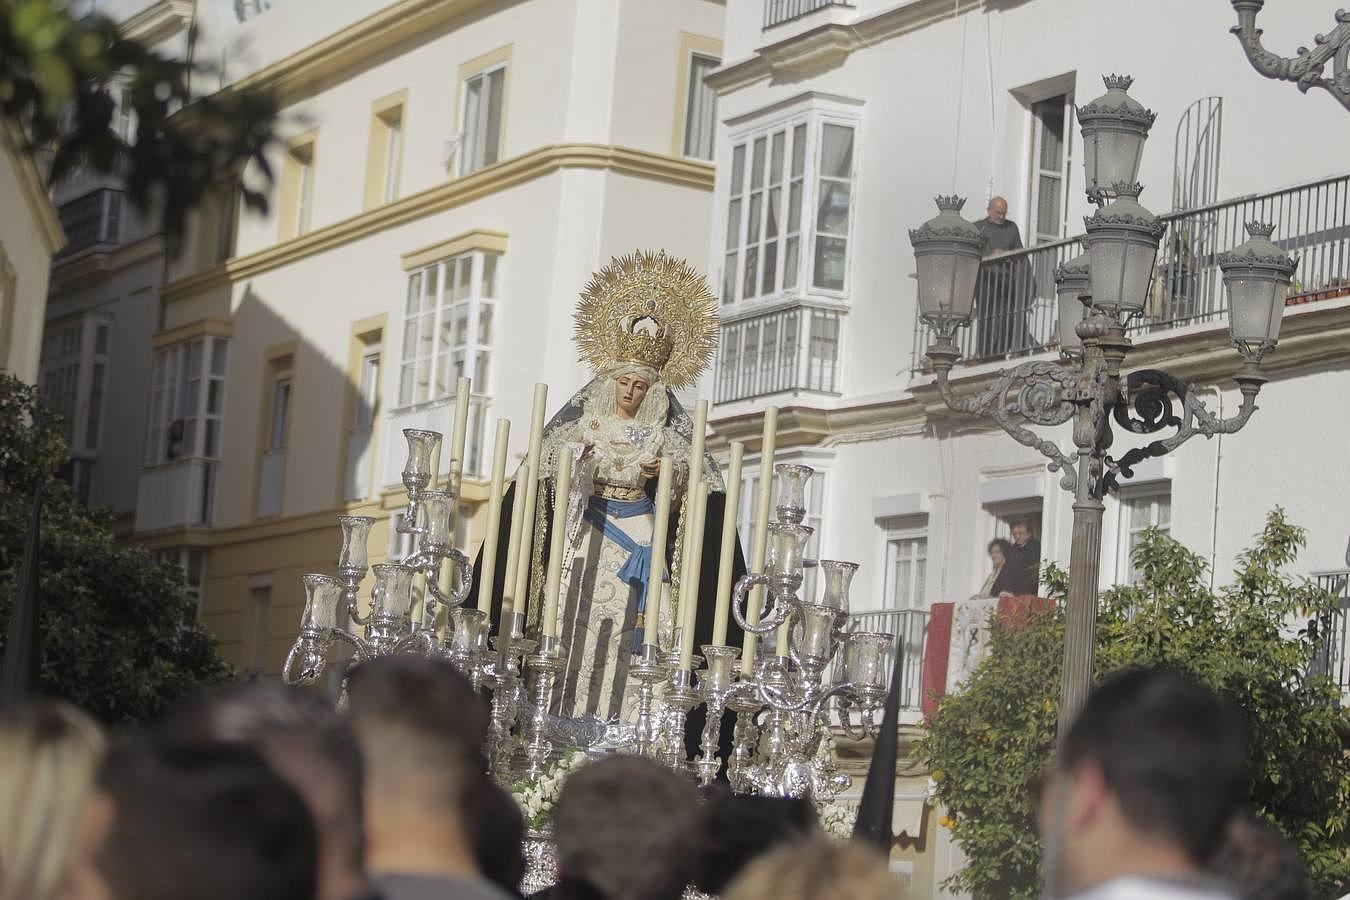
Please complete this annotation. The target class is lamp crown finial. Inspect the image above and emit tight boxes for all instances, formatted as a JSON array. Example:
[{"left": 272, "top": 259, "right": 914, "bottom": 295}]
[
  {"left": 1103, "top": 73, "right": 1134, "bottom": 91},
  {"left": 1109, "top": 181, "right": 1144, "bottom": 199},
  {"left": 934, "top": 195, "right": 966, "bottom": 213},
  {"left": 1246, "top": 221, "right": 1277, "bottom": 239}
]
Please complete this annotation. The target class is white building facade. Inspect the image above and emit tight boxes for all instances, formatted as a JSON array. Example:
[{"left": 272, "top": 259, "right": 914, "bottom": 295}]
[
  {"left": 130, "top": 0, "right": 725, "bottom": 674},
  {"left": 705, "top": 0, "right": 1350, "bottom": 705}
]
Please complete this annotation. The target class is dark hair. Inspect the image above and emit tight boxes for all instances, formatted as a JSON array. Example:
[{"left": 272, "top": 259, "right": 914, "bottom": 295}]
[
  {"left": 554, "top": 756, "right": 702, "bottom": 900},
  {"left": 1010, "top": 520, "right": 1033, "bottom": 533},
  {"left": 1059, "top": 667, "right": 1248, "bottom": 863},
  {"left": 95, "top": 737, "right": 317, "bottom": 900},
  {"left": 467, "top": 777, "right": 526, "bottom": 897},
  {"left": 693, "top": 794, "right": 820, "bottom": 895},
  {"left": 987, "top": 538, "right": 1013, "bottom": 557},
  {"left": 344, "top": 656, "right": 489, "bottom": 815},
  {"left": 1208, "top": 811, "right": 1310, "bottom": 900},
  {"left": 155, "top": 682, "right": 365, "bottom": 872}
]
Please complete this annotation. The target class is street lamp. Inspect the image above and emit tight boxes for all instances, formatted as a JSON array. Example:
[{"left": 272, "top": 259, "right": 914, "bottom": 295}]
[
  {"left": 1076, "top": 75, "right": 1156, "bottom": 202},
  {"left": 1230, "top": 1, "right": 1350, "bottom": 114},
  {"left": 910, "top": 75, "right": 1298, "bottom": 731}
]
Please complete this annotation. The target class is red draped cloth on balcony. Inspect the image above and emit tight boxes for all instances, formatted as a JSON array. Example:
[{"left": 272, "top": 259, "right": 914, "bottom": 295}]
[{"left": 920, "top": 595, "right": 1055, "bottom": 720}]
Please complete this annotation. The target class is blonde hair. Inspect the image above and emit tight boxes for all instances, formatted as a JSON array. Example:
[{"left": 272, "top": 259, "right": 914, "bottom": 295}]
[
  {"left": 723, "top": 838, "right": 905, "bottom": 900},
  {"left": 0, "top": 701, "right": 105, "bottom": 900}
]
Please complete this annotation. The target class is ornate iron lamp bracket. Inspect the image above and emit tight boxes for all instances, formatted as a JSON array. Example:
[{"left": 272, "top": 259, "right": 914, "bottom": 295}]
[{"left": 1231, "top": 1, "right": 1350, "bottom": 112}]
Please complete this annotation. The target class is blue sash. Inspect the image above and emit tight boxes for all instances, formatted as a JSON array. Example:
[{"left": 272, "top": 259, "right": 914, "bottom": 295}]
[{"left": 582, "top": 495, "right": 664, "bottom": 651}]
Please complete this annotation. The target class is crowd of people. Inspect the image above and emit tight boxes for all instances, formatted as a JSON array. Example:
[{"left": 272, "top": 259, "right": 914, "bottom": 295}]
[{"left": 0, "top": 657, "right": 1314, "bottom": 900}]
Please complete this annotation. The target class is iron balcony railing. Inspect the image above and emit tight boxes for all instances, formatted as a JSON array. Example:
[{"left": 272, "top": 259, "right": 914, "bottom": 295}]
[
  {"left": 715, "top": 301, "right": 844, "bottom": 404},
  {"left": 911, "top": 173, "right": 1350, "bottom": 370},
  {"left": 764, "top": 0, "right": 855, "bottom": 28},
  {"left": 1312, "top": 572, "right": 1350, "bottom": 705},
  {"left": 839, "top": 608, "right": 929, "bottom": 711}
]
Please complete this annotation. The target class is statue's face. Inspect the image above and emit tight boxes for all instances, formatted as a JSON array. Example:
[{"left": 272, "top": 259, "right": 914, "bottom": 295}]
[{"left": 614, "top": 373, "right": 650, "bottom": 418}]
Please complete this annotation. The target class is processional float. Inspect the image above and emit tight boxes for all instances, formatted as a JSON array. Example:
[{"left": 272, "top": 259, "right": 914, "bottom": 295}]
[{"left": 283, "top": 251, "right": 894, "bottom": 802}]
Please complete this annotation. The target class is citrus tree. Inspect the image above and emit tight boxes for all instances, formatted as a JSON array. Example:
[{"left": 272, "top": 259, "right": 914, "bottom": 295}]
[{"left": 920, "top": 511, "right": 1350, "bottom": 899}]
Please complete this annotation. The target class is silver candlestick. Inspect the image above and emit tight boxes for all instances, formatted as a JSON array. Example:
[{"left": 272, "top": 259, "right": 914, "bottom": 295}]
[
  {"left": 629, "top": 644, "right": 672, "bottom": 758},
  {"left": 523, "top": 634, "right": 565, "bottom": 779},
  {"left": 663, "top": 667, "right": 701, "bottom": 773},
  {"left": 694, "top": 644, "right": 740, "bottom": 786}
]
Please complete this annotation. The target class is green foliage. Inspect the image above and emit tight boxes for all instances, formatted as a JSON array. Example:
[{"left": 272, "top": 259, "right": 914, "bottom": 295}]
[
  {"left": 0, "top": 0, "right": 278, "bottom": 244},
  {"left": 0, "top": 375, "right": 232, "bottom": 723},
  {"left": 919, "top": 512, "right": 1350, "bottom": 899}
]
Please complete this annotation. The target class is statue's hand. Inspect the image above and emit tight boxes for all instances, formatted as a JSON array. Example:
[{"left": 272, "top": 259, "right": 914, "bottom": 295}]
[{"left": 639, "top": 458, "right": 660, "bottom": 479}]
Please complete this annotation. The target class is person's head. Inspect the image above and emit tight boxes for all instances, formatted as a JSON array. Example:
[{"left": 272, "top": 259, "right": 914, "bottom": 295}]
[
  {"left": 1207, "top": 811, "right": 1310, "bottom": 900},
  {"left": 693, "top": 795, "right": 821, "bottom": 896},
  {"left": 0, "top": 701, "right": 104, "bottom": 900},
  {"left": 1010, "top": 521, "right": 1032, "bottom": 546},
  {"left": 343, "top": 656, "right": 490, "bottom": 875},
  {"left": 553, "top": 756, "right": 702, "bottom": 900},
  {"left": 987, "top": 538, "right": 1012, "bottom": 569},
  {"left": 155, "top": 683, "right": 367, "bottom": 900},
  {"left": 987, "top": 196, "right": 1009, "bottom": 223},
  {"left": 1038, "top": 667, "right": 1248, "bottom": 897},
  {"left": 468, "top": 779, "right": 526, "bottom": 897},
  {"left": 722, "top": 837, "right": 903, "bottom": 900},
  {"left": 64, "top": 737, "right": 317, "bottom": 900},
  {"left": 614, "top": 371, "right": 651, "bottom": 419}
]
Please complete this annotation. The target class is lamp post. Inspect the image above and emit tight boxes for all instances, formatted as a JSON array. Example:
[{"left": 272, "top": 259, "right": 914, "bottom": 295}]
[
  {"left": 910, "top": 76, "right": 1298, "bottom": 731},
  {"left": 1230, "top": 1, "right": 1350, "bottom": 113}
]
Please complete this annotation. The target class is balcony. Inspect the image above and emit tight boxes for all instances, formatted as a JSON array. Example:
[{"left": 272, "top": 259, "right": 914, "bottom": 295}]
[
  {"left": 910, "top": 173, "right": 1350, "bottom": 371},
  {"left": 134, "top": 458, "right": 217, "bottom": 533},
  {"left": 1312, "top": 572, "right": 1350, "bottom": 706},
  {"left": 842, "top": 608, "right": 929, "bottom": 711},
  {"left": 382, "top": 394, "right": 489, "bottom": 489},
  {"left": 715, "top": 302, "right": 844, "bottom": 405},
  {"left": 56, "top": 189, "right": 122, "bottom": 256},
  {"left": 764, "top": 0, "right": 855, "bottom": 28}
]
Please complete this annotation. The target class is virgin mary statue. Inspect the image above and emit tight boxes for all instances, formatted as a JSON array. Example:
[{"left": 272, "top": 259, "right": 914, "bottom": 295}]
[{"left": 472, "top": 251, "right": 745, "bottom": 728}]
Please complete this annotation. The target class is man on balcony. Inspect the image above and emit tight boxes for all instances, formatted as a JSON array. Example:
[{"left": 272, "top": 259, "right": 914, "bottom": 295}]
[{"left": 975, "top": 196, "right": 1030, "bottom": 359}]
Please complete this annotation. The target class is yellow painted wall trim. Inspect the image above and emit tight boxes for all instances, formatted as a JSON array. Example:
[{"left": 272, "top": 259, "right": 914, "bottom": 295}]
[
  {"left": 364, "top": 89, "right": 409, "bottom": 211},
  {"left": 706, "top": 0, "right": 983, "bottom": 95},
  {"left": 230, "top": 0, "right": 493, "bottom": 105},
  {"left": 162, "top": 144, "right": 713, "bottom": 302},
  {"left": 454, "top": 44, "right": 513, "bottom": 174},
  {"left": 670, "top": 33, "right": 724, "bottom": 158},
  {"left": 401, "top": 229, "right": 509, "bottom": 270},
  {"left": 265, "top": 339, "right": 299, "bottom": 362},
  {"left": 119, "top": 0, "right": 193, "bottom": 45},
  {"left": 278, "top": 129, "right": 319, "bottom": 242},
  {"left": 151, "top": 318, "right": 234, "bottom": 349},
  {"left": 1, "top": 121, "right": 65, "bottom": 255}
]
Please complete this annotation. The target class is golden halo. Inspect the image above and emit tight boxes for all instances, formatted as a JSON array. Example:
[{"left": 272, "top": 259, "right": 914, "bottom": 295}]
[{"left": 573, "top": 250, "right": 719, "bottom": 390}]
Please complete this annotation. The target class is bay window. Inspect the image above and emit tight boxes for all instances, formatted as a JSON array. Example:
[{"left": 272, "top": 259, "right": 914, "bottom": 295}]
[
  {"left": 398, "top": 251, "right": 497, "bottom": 408},
  {"left": 145, "top": 336, "right": 229, "bottom": 466}
]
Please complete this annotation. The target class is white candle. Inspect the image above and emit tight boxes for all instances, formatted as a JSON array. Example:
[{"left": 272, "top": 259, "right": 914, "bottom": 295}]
[
  {"left": 711, "top": 442, "right": 744, "bottom": 647},
  {"left": 499, "top": 467, "right": 529, "bottom": 624},
  {"left": 541, "top": 446, "right": 574, "bottom": 639},
  {"left": 476, "top": 418, "right": 511, "bottom": 614},
  {"left": 449, "top": 376, "right": 471, "bottom": 491},
  {"left": 512, "top": 384, "right": 549, "bottom": 623},
  {"left": 741, "top": 406, "right": 778, "bottom": 676},
  {"left": 683, "top": 399, "right": 709, "bottom": 521},
  {"left": 679, "top": 485, "right": 710, "bottom": 670},
  {"left": 644, "top": 456, "right": 675, "bottom": 650}
]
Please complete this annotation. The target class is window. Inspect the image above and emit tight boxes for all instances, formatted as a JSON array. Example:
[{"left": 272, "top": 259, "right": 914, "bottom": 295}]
[
  {"left": 279, "top": 136, "right": 316, "bottom": 240},
  {"left": 366, "top": 96, "right": 406, "bottom": 208},
  {"left": 1028, "top": 93, "right": 1072, "bottom": 244},
  {"left": 213, "top": 185, "right": 238, "bottom": 264},
  {"left": 356, "top": 350, "right": 381, "bottom": 429},
  {"left": 247, "top": 585, "right": 272, "bottom": 678},
  {"left": 39, "top": 314, "right": 111, "bottom": 455},
  {"left": 114, "top": 83, "right": 135, "bottom": 143},
  {"left": 721, "top": 114, "right": 857, "bottom": 305},
  {"left": 682, "top": 53, "right": 720, "bottom": 161},
  {"left": 345, "top": 334, "right": 382, "bottom": 502},
  {"left": 734, "top": 466, "right": 826, "bottom": 601},
  {"left": 156, "top": 549, "right": 206, "bottom": 612},
  {"left": 267, "top": 372, "right": 291, "bottom": 451},
  {"left": 397, "top": 251, "right": 498, "bottom": 408},
  {"left": 257, "top": 359, "right": 292, "bottom": 519},
  {"left": 460, "top": 66, "right": 505, "bottom": 176},
  {"left": 145, "top": 336, "right": 229, "bottom": 466},
  {"left": 57, "top": 190, "right": 122, "bottom": 253},
  {"left": 1119, "top": 489, "right": 1171, "bottom": 584},
  {"left": 881, "top": 517, "right": 928, "bottom": 610}
]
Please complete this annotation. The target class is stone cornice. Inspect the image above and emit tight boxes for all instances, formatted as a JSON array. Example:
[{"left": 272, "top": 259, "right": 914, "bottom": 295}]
[
  {"left": 708, "top": 0, "right": 984, "bottom": 95},
  {"left": 230, "top": 0, "right": 493, "bottom": 105},
  {"left": 49, "top": 234, "right": 163, "bottom": 293},
  {"left": 709, "top": 299, "right": 1350, "bottom": 449},
  {"left": 162, "top": 144, "right": 713, "bottom": 302},
  {"left": 119, "top": 0, "right": 193, "bottom": 46},
  {"left": 1, "top": 121, "right": 64, "bottom": 256}
]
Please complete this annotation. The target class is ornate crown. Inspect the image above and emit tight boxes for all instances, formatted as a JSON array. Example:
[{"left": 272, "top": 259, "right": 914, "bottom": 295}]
[{"left": 573, "top": 250, "right": 718, "bottom": 389}]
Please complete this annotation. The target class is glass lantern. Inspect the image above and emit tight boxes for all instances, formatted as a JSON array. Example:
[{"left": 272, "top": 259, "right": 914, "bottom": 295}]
[
  {"left": 300, "top": 573, "right": 343, "bottom": 631},
  {"left": 337, "top": 515, "right": 374, "bottom": 575},
  {"left": 766, "top": 523, "right": 814, "bottom": 580},
  {"left": 1076, "top": 75, "right": 1156, "bottom": 202},
  {"left": 1217, "top": 222, "right": 1297, "bottom": 364},
  {"left": 401, "top": 429, "right": 441, "bottom": 489},
  {"left": 908, "top": 196, "right": 987, "bottom": 332},
  {"left": 818, "top": 560, "right": 859, "bottom": 612},
  {"left": 371, "top": 563, "right": 416, "bottom": 620},
  {"left": 1054, "top": 250, "right": 1091, "bottom": 356},
  {"left": 418, "top": 489, "right": 456, "bottom": 552},
  {"left": 774, "top": 464, "right": 815, "bottom": 525},
  {"left": 1083, "top": 184, "right": 1165, "bottom": 316}
]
